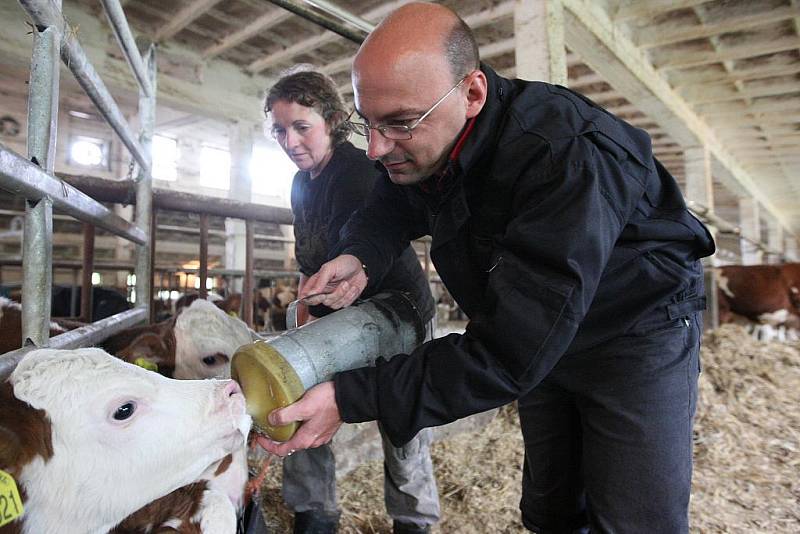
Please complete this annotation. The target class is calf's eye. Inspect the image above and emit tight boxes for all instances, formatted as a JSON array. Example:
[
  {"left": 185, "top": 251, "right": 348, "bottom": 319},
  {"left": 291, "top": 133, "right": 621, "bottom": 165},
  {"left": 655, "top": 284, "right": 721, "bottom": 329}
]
[
  {"left": 202, "top": 353, "right": 229, "bottom": 367},
  {"left": 113, "top": 402, "right": 136, "bottom": 421}
]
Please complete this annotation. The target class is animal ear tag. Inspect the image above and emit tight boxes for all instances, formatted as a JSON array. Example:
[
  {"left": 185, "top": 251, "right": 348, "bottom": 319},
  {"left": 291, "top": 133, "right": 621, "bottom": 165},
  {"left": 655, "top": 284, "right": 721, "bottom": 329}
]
[
  {"left": 0, "top": 469, "right": 24, "bottom": 526},
  {"left": 133, "top": 357, "right": 159, "bottom": 373}
]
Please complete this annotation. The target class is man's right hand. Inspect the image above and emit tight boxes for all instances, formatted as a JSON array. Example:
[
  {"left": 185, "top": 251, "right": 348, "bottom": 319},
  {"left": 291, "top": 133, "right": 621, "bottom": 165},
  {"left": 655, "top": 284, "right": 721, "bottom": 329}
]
[{"left": 300, "top": 254, "right": 367, "bottom": 310}]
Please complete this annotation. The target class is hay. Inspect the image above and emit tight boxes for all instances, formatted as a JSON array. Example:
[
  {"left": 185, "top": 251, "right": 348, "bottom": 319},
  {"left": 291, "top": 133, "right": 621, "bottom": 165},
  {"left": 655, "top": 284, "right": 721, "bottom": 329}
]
[
  {"left": 256, "top": 325, "right": 800, "bottom": 532},
  {"left": 691, "top": 325, "right": 800, "bottom": 532}
]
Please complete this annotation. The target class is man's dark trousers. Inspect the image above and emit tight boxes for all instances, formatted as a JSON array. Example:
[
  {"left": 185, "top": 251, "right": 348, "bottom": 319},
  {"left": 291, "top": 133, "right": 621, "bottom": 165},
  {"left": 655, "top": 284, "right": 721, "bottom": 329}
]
[{"left": 518, "top": 310, "right": 702, "bottom": 533}]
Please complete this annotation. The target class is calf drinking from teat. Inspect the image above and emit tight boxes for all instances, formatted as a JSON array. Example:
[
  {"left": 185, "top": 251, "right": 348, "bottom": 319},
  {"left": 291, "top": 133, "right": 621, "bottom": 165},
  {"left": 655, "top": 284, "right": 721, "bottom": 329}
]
[{"left": 0, "top": 347, "right": 251, "bottom": 534}]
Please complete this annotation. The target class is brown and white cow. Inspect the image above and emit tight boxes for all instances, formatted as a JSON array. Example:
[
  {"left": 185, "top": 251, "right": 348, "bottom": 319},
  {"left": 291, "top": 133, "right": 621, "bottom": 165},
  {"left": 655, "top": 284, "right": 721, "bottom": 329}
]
[
  {"left": 716, "top": 262, "right": 800, "bottom": 341},
  {"left": 0, "top": 347, "right": 251, "bottom": 534}
]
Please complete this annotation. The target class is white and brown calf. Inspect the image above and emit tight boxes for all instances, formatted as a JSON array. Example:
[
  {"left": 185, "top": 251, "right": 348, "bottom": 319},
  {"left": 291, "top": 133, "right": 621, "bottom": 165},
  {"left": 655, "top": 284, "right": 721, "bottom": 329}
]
[{"left": 0, "top": 347, "right": 251, "bottom": 534}]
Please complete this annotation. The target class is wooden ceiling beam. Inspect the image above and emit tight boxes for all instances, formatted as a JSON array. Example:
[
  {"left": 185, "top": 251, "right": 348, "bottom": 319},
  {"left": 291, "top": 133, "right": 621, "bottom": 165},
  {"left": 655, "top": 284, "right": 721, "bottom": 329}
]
[
  {"left": 672, "top": 63, "right": 800, "bottom": 89},
  {"left": 262, "top": 0, "right": 514, "bottom": 76},
  {"left": 154, "top": 0, "right": 225, "bottom": 42},
  {"left": 636, "top": 5, "right": 800, "bottom": 49},
  {"left": 655, "top": 36, "right": 800, "bottom": 71},
  {"left": 610, "top": 0, "right": 712, "bottom": 22},
  {"left": 562, "top": 0, "right": 795, "bottom": 231},
  {"left": 202, "top": 7, "right": 294, "bottom": 58},
  {"left": 246, "top": 0, "right": 411, "bottom": 74},
  {"left": 686, "top": 80, "right": 800, "bottom": 105}
]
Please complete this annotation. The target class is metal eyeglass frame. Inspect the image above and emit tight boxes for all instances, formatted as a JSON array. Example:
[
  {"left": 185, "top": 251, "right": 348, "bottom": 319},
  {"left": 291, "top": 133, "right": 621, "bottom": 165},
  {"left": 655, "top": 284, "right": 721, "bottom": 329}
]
[{"left": 347, "top": 75, "right": 468, "bottom": 141}]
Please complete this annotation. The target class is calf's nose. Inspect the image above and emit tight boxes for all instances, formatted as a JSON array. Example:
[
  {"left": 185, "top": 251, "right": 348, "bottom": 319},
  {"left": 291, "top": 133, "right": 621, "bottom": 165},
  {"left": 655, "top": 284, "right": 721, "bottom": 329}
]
[{"left": 224, "top": 380, "right": 242, "bottom": 398}]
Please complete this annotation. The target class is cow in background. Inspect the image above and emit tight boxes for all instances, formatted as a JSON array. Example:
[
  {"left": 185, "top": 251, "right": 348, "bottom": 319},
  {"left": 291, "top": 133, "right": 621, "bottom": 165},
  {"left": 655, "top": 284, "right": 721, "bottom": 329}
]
[
  {"left": 1, "top": 347, "right": 250, "bottom": 534},
  {"left": 103, "top": 299, "right": 255, "bottom": 379},
  {"left": 716, "top": 262, "right": 800, "bottom": 341},
  {"left": 0, "top": 297, "right": 85, "bottom": 354}
]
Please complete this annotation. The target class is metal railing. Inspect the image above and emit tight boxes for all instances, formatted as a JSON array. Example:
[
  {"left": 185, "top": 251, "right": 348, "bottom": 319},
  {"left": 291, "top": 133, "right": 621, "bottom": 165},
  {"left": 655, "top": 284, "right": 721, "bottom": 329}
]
[{"left": 1, "top": 0, "right": 156, "bottom": 372}]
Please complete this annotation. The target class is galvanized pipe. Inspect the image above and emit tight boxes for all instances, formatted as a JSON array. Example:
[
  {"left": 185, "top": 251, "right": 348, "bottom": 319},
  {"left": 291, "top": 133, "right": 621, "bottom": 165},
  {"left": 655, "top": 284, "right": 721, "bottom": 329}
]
[
  {"left": 266, "top": 0, "right": 369, "bottom": 44},
  {"left": 0, "top": 307, "right": 148, "bottom": 380},
  {"left": 0, "top": 146, "right": 147, "bottom": 245},
  {"left": 99, "top": 0, "right": 154, "bottom": 98},
  {"left": 21, "top": 23, "right": 59, "bottom": 348},
  {"left": 243, "top": 219, "right": 255, "bottom": 327},
  {"left": 60, "top": 173, "right": 294, "bottom": 225},
  {"left": 199, "top": 213, "right": 209, "bottom": 299},
  {"left": 18, "top": 0, "right": 150, "bottom": 172},
  {"left": 0, "top": 258, "right": 299, "bottom": 280},
  {"left": 135, "top": 44, "right": 156, "bottom": 320},
  {"left": 304, "top": 0, "right": 374, "bottom": 34}
]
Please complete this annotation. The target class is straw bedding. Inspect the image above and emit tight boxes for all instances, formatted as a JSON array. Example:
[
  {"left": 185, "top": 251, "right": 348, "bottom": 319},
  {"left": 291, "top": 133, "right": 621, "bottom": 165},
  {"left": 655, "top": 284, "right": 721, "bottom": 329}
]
[{"left": 256, "top": 324, "right": 800, "bottom": 532}]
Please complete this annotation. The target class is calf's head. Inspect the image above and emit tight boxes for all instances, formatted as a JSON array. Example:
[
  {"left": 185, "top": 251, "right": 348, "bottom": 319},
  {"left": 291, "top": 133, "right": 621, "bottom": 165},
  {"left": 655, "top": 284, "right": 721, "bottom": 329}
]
[
  {"left": 173, "top": 299, "right": 253, "bottom": 379},
  {"left": 1, "top": 347, "right": 250, "bottom": 534}
]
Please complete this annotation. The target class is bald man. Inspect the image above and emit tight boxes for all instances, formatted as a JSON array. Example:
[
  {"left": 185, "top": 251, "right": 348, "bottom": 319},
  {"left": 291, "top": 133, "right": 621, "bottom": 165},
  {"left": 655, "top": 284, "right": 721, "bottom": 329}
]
[{"left": 259, "top": 3, "right": 715, "bottom": 533}]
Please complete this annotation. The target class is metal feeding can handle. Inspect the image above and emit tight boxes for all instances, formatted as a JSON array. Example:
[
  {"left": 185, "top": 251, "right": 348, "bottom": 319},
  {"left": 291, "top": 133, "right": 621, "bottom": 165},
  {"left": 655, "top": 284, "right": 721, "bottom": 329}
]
[{"left": 285, "top": 293, "right": 328, "bottom": 329}]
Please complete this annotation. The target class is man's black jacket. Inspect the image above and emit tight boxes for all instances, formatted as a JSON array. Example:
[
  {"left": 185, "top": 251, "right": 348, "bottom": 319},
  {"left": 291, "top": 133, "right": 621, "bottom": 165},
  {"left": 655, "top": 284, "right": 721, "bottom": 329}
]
[{"left": 332, "top": 65, "right": 716, "bottom": 447}]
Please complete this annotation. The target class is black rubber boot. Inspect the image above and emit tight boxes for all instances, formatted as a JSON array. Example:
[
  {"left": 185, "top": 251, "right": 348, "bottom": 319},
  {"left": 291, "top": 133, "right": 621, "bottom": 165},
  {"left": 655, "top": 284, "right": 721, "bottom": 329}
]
[
  {"left": 393, "top": 520, "right": 431, "bottom": 534},
  {"left": 293, "top": 510, "right": 340, "bottom": 534}
]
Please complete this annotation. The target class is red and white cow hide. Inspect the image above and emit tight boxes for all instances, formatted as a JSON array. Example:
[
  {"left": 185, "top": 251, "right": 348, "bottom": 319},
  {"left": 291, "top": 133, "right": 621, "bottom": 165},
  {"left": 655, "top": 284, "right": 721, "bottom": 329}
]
[
  {"left": 0, "top": 347, "right": 251, "bottom": 534},
  {"left": 0, "top": 297, "right": 82, "bottom": 355},
  {"left": 717, "top": 263, "right": 800, "bottom": 342}
]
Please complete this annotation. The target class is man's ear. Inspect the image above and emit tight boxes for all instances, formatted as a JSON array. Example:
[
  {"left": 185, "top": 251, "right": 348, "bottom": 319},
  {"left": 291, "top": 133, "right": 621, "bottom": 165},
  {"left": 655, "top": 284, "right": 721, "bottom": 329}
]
[{"left": 465, "top": 70, "right": 488, "bottom": 119}]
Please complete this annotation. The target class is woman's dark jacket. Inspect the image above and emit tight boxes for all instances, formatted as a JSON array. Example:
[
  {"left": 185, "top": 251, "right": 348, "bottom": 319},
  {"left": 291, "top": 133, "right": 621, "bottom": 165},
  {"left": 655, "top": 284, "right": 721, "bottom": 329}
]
[
  {"left": 290, "top": 141, "right": 434, "bottom": 321},
  {"left": 332, "top": 65, "right": 716, "bottom": 447}
]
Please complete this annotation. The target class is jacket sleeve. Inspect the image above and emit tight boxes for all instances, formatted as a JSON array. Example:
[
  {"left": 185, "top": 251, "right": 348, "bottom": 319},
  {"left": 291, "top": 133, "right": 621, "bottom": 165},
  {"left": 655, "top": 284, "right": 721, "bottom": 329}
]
[
  {"left": 334, "top": 135, "right": 647, "bottom": 446},
  {"left": 333, "top": 173, "right": 426, "bottom": 292},
  {"left": 324, "top": 162, "right": 377, "bottom": 255}
]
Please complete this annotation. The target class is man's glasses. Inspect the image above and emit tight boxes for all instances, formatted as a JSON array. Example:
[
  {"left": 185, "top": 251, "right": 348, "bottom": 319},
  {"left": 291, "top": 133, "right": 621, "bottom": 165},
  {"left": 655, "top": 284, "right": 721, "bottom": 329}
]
[{"left": 347, "top": 75, "right": 468, "bottom": 141}]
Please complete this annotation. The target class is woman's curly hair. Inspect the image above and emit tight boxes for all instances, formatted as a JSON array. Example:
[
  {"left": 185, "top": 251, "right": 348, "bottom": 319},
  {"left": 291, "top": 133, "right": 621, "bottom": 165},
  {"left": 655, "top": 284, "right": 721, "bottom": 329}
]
[{"left": 264, "top": 67, "right": 350, "bottom": 146}]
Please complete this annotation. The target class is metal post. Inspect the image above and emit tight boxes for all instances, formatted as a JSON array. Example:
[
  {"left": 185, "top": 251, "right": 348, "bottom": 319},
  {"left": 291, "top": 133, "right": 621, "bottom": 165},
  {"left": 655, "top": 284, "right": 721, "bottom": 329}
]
[
  {"left": 134, "top": 44, "right": 156, "bottom": 320},
  {"left": 703, "top": 267, "right": 719, "bottom": 331},
  {"left": 21, "top": 21, "right": 60, "bottom": 348},
  {"left": 149, "top": 209, "right": 156, "bottom": 324},
  {"left": 243, "top": 219, "right": 254, "bottom": 328},
  {"left": 81, "top": 223, "right": 95, "bottom": 322},
  {"left": 199, "top": 213, "right": 209, "bottom": 299},
  {"left": 18, "top": 0, "right": 151, "bottom": 172}
]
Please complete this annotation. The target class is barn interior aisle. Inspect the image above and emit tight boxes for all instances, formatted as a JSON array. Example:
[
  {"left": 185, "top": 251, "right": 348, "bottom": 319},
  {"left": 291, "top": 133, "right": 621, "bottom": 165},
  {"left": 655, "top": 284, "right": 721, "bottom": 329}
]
[{"left": 252, "top": 326, "right": 800, "bottom": 533}]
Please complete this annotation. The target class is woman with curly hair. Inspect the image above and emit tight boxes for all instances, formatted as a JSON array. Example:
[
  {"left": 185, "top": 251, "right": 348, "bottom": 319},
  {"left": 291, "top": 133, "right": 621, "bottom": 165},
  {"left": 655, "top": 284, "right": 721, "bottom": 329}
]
[{"left": 264, "top": 68, "right": 440, "bottom": 534}]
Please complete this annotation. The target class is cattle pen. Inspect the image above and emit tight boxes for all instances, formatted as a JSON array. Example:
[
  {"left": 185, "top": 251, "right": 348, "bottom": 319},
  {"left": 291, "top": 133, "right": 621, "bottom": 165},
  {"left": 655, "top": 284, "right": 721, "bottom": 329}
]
[{"left": 0, "top": 0, "right": 300, "bottom": 378}]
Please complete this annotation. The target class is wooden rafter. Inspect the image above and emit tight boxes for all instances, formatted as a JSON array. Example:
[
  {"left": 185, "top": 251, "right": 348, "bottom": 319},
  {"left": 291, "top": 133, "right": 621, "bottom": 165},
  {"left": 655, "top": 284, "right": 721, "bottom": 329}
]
[
  {"left": 636, "top": 5, "right": 800, "bottom": 49},
  {"left": 154, "top": 0, "right": 225, "bottom": 42}
]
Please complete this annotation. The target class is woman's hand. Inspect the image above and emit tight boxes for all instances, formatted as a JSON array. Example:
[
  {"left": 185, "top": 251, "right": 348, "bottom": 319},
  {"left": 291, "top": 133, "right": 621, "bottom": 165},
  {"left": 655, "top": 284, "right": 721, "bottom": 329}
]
[{"left": 300, "top": 254, "right": 367, "bottom": 309}]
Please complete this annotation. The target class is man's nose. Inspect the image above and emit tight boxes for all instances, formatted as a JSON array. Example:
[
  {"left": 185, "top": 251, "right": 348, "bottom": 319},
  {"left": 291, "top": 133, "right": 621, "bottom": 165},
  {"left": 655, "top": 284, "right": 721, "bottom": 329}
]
[{"left": 366, "top": 131, "right": 394, "bottom": 160}]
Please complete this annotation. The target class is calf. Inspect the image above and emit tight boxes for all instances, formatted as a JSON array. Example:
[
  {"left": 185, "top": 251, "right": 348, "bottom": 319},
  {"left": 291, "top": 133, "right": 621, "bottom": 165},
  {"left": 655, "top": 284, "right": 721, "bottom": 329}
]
[
  {"left": 0, "top": 347, "right": 251, "bottom": 534},
  {"left": 102, "top": 299, "right": 254, "bottom": 380},
  {"left": 717, "top": 262, "right": 800, "bottom": 340}
]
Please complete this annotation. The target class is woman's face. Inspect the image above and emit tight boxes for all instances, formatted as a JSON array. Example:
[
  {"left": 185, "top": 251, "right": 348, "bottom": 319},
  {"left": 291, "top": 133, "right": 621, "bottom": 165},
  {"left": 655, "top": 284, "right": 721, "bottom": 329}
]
[{"left": 270, "top": 100, "right": 335, "bottom": 178}]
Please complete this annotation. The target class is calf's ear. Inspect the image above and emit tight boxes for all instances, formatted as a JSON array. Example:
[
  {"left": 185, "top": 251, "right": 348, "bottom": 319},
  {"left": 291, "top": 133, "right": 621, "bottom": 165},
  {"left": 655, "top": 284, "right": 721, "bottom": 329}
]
[{"left": 0, "top": 383, "right": 53, "bottom": 474}]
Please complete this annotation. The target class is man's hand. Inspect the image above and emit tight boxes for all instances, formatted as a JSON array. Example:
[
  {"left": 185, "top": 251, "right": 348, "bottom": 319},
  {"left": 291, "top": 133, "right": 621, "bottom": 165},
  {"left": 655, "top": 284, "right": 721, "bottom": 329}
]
[
  {"left": 300, "top": 254, "right": 367, "bottom": 309},
  {"left": 255, "top": 381, "right": 343, "bottom": 456}
]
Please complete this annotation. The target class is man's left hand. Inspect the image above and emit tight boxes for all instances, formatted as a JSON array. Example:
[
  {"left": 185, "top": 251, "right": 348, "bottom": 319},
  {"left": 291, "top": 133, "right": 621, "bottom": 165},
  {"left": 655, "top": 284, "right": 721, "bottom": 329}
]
[{"left": 255, "top": 381, "right": 343, "bottom": 456}]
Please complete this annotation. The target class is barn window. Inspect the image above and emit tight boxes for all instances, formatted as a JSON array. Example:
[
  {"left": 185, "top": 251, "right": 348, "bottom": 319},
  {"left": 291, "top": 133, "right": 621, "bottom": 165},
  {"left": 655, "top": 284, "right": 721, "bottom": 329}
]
[
  {"left": 250, "top": 144, "right": 295, "bottom": 204},
  {"left": 70, "top": 136, "right": 108, "bottom": 168},
  {"left": 200, "top": 145, "right": 230, "bottom": 189},
  {"left": 152, "top": 135, "right": 178, "bottom": 181}
]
